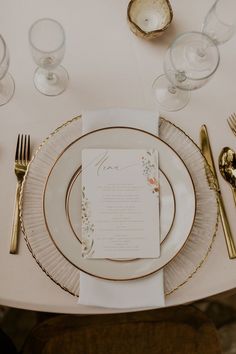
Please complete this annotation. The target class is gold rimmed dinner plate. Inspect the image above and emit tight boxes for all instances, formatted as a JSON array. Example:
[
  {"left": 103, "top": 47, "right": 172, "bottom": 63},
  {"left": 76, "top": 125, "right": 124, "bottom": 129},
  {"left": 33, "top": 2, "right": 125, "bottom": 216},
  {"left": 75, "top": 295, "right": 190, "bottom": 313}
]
[
  {"left": 43, "top": 127, "right": 196, "bottom": 281},
  {"left": 65, "top": 165, "right": 176, "bottom": 249},
  {"left": 20, "top": 115, "right": 219, "bottom": 296}
]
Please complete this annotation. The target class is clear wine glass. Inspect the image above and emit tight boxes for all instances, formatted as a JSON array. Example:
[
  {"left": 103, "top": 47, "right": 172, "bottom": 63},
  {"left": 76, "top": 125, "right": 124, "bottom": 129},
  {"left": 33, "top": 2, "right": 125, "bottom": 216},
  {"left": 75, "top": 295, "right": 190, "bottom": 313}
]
[
  {"left": 202, "top": 0, "right": 236, "bottom": 45},
  {"left": 152, "top": 31, "right": 220, "bottom": 112},
  {"left": 0, "top": 35, "right": 15, "bottom": 106},
  {"left": 29, "top": 18, "right": 69, "bottom": 96}
]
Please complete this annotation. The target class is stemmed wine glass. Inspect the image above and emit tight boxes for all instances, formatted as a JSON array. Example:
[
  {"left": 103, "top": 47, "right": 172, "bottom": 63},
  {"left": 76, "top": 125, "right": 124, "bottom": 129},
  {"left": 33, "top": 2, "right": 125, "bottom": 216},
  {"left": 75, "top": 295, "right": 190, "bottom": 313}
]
[
  {"left": 29, "top": 18, "right": 69, "bottom": 96},
  {"left": 0, "top": 35, "right": 15, "bottom": 106},
  {"left": 152, "top": 31, "right": 220, "bottom": 112},
  {"left": 202, "top": 0, "right": 236, "bottom": 46}
]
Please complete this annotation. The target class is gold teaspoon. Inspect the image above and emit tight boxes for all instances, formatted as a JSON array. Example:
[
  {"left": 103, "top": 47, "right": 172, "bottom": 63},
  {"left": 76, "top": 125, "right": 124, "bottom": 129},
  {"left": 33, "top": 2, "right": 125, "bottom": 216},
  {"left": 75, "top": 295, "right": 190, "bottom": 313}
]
[{"left": 219, "top": 147, "right": 236, "bottom": 205}]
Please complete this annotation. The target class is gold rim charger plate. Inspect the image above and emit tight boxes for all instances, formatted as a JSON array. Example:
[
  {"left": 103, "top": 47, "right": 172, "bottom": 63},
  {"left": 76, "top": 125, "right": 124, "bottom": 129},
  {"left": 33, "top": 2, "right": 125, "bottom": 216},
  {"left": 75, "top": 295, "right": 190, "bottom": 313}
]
[{"left": 20, "top": 117, "right": 219, "bottom": 295}]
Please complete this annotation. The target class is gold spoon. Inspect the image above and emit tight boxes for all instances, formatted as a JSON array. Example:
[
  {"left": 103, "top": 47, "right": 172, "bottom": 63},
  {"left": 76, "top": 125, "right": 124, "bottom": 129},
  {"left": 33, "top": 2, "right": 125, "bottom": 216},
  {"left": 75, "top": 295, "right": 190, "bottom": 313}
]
[{"left": 219, "top": 147, "right": 236, "bottom": 205}]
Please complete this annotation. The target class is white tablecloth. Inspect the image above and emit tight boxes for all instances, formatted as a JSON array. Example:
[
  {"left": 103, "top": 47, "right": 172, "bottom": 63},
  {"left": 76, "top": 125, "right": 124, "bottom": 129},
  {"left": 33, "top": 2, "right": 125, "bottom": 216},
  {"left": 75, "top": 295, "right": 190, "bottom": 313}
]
[{"left": 0, "top": 0, "right": 236, "bottom": 313}]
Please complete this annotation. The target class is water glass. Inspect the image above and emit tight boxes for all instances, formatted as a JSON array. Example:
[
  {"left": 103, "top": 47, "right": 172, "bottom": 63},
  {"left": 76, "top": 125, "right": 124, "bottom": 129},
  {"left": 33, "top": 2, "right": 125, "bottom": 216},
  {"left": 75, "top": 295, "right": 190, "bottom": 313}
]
[
  {"left": 29, "top": 18, "right": 69, "bottom": 96},
  {"left": 0, "top": 35, "right": 15, "bottom": 106},
  {"left": 152, "top": 31, "right": 220, "bottom": 112},
  {"left": 202, "top": 0, "right": 236, "bottom": 45}
]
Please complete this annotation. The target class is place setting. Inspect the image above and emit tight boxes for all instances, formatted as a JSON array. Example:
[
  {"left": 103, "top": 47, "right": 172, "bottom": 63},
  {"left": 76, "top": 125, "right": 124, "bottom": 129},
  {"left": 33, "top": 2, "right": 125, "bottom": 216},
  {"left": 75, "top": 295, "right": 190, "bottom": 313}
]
[
  {"left": 17, "top": 108, "right": 219, "bottom": 308},
  {"left": 4, "top": 0, "right": 236, "bottom": 310}
]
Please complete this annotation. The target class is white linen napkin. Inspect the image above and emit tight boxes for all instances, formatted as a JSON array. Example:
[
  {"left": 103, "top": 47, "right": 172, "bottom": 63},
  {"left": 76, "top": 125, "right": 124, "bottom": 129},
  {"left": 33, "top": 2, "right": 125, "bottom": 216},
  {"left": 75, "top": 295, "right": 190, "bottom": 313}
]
[{"left": 78, "top": 108, "right": 165, "bottom": 309}]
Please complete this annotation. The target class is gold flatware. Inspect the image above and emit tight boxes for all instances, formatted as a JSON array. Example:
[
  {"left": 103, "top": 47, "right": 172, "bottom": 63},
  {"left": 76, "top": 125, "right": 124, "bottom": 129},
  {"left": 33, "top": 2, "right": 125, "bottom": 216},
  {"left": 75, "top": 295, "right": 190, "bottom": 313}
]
[
  {"left": 9, "top": 134, "right": 30, "bottom": 254},
  {"left": 227, "top": 113, "right": 236, "bottom": 136},
  {"left": 219, "top": 147, "right": 236, "bottom": 205},
  {"left": 200, "top": 125, "right": 236, "bottom": 259}
]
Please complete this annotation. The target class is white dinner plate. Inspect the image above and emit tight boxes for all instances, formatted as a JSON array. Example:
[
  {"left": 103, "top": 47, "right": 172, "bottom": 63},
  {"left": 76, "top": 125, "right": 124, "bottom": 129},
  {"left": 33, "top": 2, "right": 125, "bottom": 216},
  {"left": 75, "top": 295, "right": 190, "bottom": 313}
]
[
  {"left": 43, "top": 127, "right": 196, "bottom": 280},
  {"left": 66, "top": 166, "right": 176, "bottom": 246}
]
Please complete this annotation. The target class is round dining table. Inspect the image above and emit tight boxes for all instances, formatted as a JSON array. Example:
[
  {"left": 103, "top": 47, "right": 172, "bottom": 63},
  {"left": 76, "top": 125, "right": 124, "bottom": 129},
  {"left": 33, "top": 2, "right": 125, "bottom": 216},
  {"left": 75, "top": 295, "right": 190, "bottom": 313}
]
[{"left": 0, "top": 0, "right": 236, "bottom": 314}]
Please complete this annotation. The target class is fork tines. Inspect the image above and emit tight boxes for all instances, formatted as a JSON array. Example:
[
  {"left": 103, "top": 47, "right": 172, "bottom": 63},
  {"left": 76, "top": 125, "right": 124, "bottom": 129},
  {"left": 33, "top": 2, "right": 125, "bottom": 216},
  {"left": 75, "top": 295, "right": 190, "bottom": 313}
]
[
  {"left": 227, "top": 113, "right": 236, "bottom": 136},
  {"left": 15, "top": 134, "right": 30, "bottom": 164}
]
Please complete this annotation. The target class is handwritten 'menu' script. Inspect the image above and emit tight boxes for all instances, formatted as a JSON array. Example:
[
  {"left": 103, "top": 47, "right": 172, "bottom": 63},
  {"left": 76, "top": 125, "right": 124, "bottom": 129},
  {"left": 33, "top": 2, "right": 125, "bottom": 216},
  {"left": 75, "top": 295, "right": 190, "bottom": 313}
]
[{"left": 94, "top": 151, "right": 138, "bottom": 176}]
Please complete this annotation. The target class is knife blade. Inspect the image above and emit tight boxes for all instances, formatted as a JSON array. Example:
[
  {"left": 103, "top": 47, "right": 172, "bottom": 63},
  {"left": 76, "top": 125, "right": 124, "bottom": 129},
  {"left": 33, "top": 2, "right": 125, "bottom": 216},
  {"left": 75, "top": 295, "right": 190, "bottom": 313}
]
[{"left": 200, "top": 124, "right": 236, "bottom": 259}]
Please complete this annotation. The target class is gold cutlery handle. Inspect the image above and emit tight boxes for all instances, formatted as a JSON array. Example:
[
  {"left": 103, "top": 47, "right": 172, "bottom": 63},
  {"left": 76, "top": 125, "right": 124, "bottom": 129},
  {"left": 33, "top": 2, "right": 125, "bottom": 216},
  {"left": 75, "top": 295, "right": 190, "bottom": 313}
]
[
  {"left": 218, "top": 192, "right": 236, "bottom": 259},
  {"left": 9, "top": 183, "right": 21, "bottom": 254},
  {"left": 231, "top": 187, "right": 236, "bottom": 207}
]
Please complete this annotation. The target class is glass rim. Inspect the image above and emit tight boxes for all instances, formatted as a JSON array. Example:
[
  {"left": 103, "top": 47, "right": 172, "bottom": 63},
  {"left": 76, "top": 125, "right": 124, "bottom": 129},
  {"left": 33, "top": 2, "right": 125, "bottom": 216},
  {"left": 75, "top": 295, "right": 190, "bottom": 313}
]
[
  {"left": 169, "top": 31, "right": 220, "bottom": 81},
  {"left": 213, "top": 0, "right": 236, "bottom": 27},
  {"left": 0, "top": 35, "right": 7, "bottom": 67},
  {"left": 29, "top": 18, "right": 65, "bottom": 54}
]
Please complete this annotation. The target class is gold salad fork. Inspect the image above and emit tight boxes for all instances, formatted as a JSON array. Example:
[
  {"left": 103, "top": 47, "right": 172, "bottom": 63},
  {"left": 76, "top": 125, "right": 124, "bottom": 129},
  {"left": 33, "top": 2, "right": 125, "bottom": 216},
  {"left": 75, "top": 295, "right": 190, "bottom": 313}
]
[
  {"left": 227, "top": 113, "right": 236, "bottom": 136},
  {"left": 9, "top": 134, "right": 30, "bottom": 254}
]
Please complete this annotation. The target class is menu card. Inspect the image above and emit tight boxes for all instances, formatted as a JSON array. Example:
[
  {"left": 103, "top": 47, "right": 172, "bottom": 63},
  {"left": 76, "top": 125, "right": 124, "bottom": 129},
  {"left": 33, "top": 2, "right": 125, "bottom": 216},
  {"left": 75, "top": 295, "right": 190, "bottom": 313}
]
[{"left": 81, "top": 149, "right": 160, "bottom": 259}]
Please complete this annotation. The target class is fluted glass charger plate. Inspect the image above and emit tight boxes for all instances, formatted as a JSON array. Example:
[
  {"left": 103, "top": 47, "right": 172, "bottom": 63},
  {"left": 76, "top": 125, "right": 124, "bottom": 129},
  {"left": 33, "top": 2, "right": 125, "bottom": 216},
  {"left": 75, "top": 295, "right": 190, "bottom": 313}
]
[
  {"left": 43, "top": 127, "right": 195, "bottom": 280},
  {"left": 20, "top": 117, "right": 218, "bottom": 295}
]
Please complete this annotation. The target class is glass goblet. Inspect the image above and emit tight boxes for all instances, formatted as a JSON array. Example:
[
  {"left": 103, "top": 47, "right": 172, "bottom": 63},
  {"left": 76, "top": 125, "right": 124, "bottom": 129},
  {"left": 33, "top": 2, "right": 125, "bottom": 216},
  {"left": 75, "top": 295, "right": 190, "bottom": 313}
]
[
  {"left": 202, "top": 0, "right": 236, "bottom": 46},
  {"left": 29, "top": 18, "right": 69, "bottom": 96},
  {"left": 152, "top": 31, "right": 220, "bottom": 112},
  {"left": 0, "top": 35, "right": 15, "bottom": 106}
]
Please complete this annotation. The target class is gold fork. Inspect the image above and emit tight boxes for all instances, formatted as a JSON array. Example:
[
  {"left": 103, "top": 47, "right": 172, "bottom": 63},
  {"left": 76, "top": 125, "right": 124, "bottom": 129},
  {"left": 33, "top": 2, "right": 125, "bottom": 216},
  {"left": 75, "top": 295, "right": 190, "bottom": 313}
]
[
  {"left": 9, "top": 134, "right": 30, "bottom": 254},
  {"left": 227, "top": 113, "right": 236, "bottom": 136}
]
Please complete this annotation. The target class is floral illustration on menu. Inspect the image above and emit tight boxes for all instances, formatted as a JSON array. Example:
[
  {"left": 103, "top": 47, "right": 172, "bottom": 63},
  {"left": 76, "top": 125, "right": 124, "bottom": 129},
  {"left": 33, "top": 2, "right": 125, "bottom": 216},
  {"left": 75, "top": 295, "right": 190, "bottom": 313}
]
[
  {"left": 81, "top": 186, "right": 95, "bottom": 258},
  {"left": 141, "top": 150, "right": 159, "bottom": 194}
]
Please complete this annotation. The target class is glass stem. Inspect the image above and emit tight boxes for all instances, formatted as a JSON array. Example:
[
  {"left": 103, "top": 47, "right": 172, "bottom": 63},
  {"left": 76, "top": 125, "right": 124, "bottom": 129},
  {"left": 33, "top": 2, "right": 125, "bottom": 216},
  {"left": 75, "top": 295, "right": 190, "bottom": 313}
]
[
  {"left": 168, "top": 85, "right": 177, "bottom": 94},
  {"left": 196, "top": 47, "right": 207, "bottom": 57},
  {"left": 196, "top": 39, "right": 212, "bottom": 57},
  {"left": 47, "top": 72, "right": 54, "bottom": 80}
]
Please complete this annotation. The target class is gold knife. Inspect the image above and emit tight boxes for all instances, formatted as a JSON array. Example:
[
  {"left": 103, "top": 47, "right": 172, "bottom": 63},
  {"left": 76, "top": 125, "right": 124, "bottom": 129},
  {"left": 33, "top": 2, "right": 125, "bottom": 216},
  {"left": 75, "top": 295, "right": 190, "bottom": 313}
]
[{"left": 200, "top": 124, "right": 236, "bottom": 259}]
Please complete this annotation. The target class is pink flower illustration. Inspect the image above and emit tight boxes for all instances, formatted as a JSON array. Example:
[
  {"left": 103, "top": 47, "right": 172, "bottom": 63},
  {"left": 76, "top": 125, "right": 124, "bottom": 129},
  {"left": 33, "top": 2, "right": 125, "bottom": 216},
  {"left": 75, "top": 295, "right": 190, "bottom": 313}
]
[
  {"left": 148, "top": 177, "right": 157, "bottom": 185},
  {"left": 141, "top": 150, "right": 159, "bottom": 195}
]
